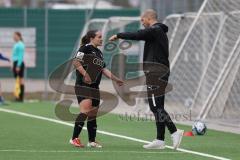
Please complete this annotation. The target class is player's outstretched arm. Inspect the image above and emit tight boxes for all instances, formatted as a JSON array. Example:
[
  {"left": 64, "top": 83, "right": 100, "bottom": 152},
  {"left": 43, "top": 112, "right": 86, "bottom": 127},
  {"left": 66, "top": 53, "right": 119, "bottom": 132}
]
[
  {"left": 109, "top": 28, "right": 153, "bottom": 41},
  {"left": 102, "top": 68, "right": 124, "bottom": 86}
]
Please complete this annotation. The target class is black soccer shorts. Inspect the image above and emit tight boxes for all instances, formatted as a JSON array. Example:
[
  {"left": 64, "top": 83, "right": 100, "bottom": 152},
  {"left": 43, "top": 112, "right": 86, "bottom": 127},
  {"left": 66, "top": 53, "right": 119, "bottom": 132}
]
[
  {"left": 13, "top": 61, "right": 25, "bottom": 78},
  {"left": 75, "top": 84, "right": 100, "bottom": 107}
]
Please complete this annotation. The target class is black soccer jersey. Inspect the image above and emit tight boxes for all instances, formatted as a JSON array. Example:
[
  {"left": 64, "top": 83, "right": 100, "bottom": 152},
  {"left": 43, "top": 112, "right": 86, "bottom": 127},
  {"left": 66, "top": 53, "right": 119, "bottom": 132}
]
[{"left": 74, "top": 44, "right": 106, "bottom": 87}]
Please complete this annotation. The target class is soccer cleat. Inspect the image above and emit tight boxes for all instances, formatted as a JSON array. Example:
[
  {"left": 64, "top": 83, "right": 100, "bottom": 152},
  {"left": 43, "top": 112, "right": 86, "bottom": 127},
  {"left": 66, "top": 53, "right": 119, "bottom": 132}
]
[
  {"left": 143, "top": 139, "right": 165, "bottom": 149},
  {"left": 171, "top": 129, "right": 184, "bottom": 150},
  {"left": 69, "top": 138, "right": 84, "bottom": 148},
  {"left": 87, "top": 141, "right": 102, "bottom": 148}
]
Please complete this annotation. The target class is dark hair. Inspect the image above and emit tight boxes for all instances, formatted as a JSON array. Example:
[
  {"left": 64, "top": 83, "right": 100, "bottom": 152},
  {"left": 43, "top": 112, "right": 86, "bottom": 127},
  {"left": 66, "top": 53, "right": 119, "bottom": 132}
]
[
  {"left": 15, "top": 32, "right": 23, "bottom": 41},
  {"left": 81, "top": 30, "right": 98, "bottom": 46}
]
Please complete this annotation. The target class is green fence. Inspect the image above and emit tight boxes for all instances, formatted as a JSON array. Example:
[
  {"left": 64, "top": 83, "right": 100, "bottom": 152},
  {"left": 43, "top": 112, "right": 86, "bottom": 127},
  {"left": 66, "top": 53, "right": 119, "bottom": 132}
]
[{"left": 0, "top": 8, "right": 139, "bottom": 78}]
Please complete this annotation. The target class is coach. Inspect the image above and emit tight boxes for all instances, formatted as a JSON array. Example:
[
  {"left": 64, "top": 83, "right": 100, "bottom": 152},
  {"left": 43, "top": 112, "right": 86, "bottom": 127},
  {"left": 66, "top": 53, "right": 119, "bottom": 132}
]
[{"left": 109, "top": 9, "right": 184, "bottom": 150}]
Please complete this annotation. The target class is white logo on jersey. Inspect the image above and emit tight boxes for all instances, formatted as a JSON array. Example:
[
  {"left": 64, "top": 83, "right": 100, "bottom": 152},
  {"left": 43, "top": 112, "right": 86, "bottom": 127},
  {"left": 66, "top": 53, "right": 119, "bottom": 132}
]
[
  {"left": 75, "top": 52, "right": 84, "bottom": 61},
  {"left": 93, "top": 58, "right": 104, "bottom": 67}
]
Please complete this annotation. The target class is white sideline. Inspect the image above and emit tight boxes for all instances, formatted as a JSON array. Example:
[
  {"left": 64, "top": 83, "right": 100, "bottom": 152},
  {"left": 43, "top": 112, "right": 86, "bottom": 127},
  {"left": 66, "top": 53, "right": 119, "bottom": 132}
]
[
  {"left": 0, "top": 108, "right": 231, "bottom": 160},
  {"left": 0, "top": 149, "right": 182, "bottom": 154}
]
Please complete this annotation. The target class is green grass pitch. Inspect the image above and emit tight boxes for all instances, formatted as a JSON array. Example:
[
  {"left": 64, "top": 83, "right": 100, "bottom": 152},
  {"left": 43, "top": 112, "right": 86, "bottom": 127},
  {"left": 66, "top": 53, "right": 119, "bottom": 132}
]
[{"left": 0, "top": 102, "right": 239, "bottom": 160}]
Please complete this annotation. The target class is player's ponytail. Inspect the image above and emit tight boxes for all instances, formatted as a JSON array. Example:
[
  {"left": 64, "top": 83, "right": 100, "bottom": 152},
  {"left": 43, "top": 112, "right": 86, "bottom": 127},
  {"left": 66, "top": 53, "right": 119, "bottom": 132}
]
[{"left": 81, "top": 30, "right": 97, "bottom": 46}]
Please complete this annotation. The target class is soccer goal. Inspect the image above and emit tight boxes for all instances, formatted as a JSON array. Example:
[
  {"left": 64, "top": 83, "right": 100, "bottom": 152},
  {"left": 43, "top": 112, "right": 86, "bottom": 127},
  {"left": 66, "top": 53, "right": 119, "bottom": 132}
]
[
  {"left": 165, "top": 0, "right": 240, "bottom": 127},
  {"left": 164, "top": 13, "right": 195, "bottom": 63}
]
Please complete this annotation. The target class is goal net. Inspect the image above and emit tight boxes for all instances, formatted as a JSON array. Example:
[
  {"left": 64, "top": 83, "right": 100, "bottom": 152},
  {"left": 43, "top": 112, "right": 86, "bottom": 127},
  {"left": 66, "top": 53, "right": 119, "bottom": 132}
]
[
  {"left": 165, "top": 0, "right": 240, "bottom": 127},
  {"left": 164, "top": 13, "right": 195, "bottom": 63}
]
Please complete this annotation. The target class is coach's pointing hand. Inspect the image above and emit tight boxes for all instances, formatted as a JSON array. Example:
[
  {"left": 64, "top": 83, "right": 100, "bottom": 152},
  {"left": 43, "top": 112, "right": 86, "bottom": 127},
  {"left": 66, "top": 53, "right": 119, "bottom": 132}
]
[{"left": 109, "top": 35, "right": 118, "bottom": 41}]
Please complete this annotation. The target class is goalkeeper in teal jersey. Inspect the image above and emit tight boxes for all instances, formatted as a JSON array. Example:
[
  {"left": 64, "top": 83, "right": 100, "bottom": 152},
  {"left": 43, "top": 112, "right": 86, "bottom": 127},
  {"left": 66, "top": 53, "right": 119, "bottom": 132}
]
[{"left": 12, "top": 32, "right": 25, "bottom": 102}]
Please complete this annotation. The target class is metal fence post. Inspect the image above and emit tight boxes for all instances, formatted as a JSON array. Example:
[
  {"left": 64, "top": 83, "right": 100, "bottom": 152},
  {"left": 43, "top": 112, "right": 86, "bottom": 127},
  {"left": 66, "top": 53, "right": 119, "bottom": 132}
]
[{"left": 43, "top": 0, "right": 49, "bottom": 100}]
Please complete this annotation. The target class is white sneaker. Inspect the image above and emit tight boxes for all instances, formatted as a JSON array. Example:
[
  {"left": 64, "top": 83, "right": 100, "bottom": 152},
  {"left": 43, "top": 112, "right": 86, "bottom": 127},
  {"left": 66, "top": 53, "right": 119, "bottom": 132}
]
[
  {"left": 143, "top": 139, "right": 165, "bottom": 149},
  {"left": 87, "top": 141, "right": 102, "bottom": 148},
  {"left": 171, "top": 129, "right": 184, "bottom": 150}
]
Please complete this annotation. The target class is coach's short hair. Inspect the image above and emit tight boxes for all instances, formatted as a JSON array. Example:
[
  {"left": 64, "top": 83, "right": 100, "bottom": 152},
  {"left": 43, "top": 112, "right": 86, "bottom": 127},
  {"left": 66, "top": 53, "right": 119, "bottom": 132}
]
[{"left": 142, "top": 9, "right": 158, "bottom": 20}]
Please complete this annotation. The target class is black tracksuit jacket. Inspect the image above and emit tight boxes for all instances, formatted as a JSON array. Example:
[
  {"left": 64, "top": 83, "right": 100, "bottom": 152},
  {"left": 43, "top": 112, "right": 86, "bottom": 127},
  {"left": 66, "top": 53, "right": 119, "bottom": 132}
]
[{"left": 117, "top": 23, "right": 170, "bottom": 71}]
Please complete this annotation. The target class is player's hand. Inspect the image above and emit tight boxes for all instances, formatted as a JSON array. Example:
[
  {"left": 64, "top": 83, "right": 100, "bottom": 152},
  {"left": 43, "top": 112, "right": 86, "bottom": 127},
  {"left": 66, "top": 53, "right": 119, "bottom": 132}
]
[
  {"left": 16, "top": 67, "right": 20, "bottom": 73},
  {"left": 116, "top": 79, "right": 124, "bottom": 86},
  {"left": 109, "top": 35, "right": 118, "bottom": 41},
  {"left": 84, "top": 72, "right": 92, "bottom": 84}
]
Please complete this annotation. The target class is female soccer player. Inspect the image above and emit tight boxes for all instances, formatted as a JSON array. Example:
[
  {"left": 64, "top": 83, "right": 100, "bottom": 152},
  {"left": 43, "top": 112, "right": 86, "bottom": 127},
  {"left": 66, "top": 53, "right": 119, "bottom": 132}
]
[
  {"left": 12, "top": 32, "right": 25, "bottom": 102},
  {"left": 70, "top": 30, "right": 124, "bottom": 148}
]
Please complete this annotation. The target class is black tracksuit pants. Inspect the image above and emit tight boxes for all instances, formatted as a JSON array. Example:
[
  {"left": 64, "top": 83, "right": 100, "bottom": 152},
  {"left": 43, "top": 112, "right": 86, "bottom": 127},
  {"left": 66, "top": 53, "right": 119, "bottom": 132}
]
[{"left": 146, "top": 73, "right": 177, "bottom": 140}]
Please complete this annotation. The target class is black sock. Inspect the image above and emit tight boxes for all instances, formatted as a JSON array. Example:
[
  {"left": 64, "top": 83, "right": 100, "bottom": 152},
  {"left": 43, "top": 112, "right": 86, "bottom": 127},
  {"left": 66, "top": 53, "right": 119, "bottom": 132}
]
[
  {"left": 87, "top": 117, "right": 97, "bottom": 142},
  {"left": 19, "top": 84, "right": 24, "bottom": 101},
  {"left": 72, "top": 113, "right": 87, "bottom": 139}
]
